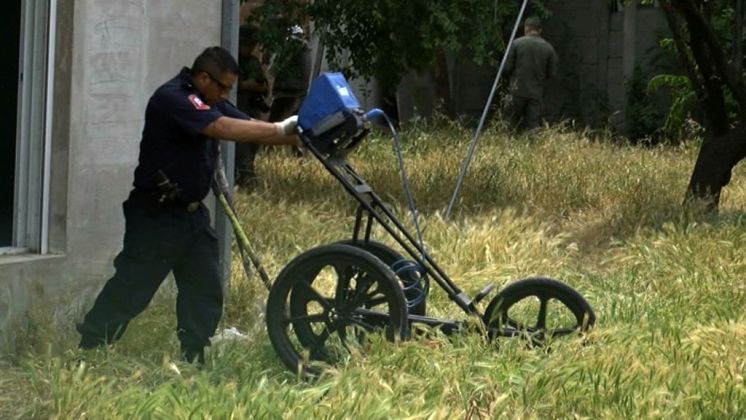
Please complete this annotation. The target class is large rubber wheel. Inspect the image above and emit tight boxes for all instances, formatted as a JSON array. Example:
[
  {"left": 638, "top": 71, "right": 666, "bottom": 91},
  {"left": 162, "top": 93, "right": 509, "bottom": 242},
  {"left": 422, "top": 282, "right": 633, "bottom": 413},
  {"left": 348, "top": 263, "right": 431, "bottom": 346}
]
[
  {"left": 266, "top": 244, "right": 409, "bottom": 376},
  {"left": 336, "top": 239, "right": 427, "bottom": 316},
  {"left": 483, "top": 277, "right": 595, "bottom": 345}
]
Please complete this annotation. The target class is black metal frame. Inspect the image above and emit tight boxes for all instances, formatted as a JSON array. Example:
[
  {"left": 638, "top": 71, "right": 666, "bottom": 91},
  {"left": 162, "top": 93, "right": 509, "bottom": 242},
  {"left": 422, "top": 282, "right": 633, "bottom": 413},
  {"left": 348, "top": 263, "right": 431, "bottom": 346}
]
[{"left": 299, "top": 128, "right": 495, "bottom": 334}]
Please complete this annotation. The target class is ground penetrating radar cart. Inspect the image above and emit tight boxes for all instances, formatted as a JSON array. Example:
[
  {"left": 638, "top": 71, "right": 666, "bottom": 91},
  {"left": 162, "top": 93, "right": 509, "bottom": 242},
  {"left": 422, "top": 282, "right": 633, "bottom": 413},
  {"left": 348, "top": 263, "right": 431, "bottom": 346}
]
[{"left": 217, "top": 73, "right": 595, "bottom": 377}]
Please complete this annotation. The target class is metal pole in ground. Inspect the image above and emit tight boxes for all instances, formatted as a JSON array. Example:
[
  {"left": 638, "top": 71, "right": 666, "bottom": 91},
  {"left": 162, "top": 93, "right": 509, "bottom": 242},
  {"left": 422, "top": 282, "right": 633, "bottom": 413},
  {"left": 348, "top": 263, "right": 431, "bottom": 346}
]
[
  {"left": 218, "top": 0, "right": 240, "bottom": 286},
  {"left": 444, "top": 0, "right": 529, "bottom": 220}
]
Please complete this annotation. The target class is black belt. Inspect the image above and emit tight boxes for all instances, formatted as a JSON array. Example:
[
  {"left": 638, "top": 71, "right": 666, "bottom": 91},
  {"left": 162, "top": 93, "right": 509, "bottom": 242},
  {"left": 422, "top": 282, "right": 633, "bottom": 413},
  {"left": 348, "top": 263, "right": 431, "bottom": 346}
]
[{"left": 130, "top": 189, "right": 201, "bottom": 213}]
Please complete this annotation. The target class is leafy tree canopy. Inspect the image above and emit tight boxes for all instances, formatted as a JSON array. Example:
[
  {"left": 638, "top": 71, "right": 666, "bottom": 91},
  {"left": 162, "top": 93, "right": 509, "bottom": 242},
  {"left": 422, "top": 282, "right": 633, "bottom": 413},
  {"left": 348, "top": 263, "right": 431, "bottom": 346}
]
[{"left": 246, "top": 0, "right": 550, "bottom": 92}]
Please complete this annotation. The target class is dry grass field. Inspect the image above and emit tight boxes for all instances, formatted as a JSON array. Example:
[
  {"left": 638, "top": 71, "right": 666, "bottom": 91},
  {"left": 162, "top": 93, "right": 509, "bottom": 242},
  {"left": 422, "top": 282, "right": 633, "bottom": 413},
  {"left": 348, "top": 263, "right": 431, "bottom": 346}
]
[{"left": 2, "top": 123, "right": 745, "bottom": 418}]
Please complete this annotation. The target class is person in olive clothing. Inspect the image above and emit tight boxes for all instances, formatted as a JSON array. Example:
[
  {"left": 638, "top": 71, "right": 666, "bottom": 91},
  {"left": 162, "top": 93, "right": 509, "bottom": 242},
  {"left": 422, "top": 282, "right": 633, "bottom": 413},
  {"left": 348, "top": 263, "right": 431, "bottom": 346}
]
[
  {"left": 504, "top": 17, "right": 558, "bottom": 131},
  {"left": 235, "top": 23, "right": 271, "bottom": 188}
]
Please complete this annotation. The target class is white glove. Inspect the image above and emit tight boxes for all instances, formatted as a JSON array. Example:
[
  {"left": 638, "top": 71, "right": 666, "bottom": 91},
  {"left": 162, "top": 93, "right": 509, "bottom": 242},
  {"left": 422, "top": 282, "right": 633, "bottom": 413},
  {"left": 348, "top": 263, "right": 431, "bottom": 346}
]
[{"left": 274, "top": 115, "right": 298, "bottom": 136}]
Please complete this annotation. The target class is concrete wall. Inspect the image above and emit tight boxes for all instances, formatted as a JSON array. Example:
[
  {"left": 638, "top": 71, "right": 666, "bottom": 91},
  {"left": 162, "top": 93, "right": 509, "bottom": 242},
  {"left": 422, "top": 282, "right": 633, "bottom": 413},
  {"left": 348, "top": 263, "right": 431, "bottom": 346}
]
[
  {"left": 543, "top": 0, "right": 611, "bottom": 126},
  {"left": 396, "top": 2, "right": 672, "bottom": 129},
  {"left": 0, "top": 0, "right": 223, "bottom": 354},
  {"left": 607, "top": 7, "right": 672, "bottom": 127},
  {"left": 545, "top": 3, "right": 670, "bottom": 128}
]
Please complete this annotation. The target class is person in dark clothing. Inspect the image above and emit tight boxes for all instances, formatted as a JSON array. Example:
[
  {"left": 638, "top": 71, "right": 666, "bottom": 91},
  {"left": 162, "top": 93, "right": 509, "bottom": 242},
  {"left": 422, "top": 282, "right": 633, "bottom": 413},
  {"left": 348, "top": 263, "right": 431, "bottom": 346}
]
[
  {"left": 237, "top": 24, "right": 269, "bottom": 120},
  {"left": 235, "top": 23, "right": 270, "bottom": 189},
  {"left": 268, "top": 24, "right": 311, "bottom": 157},
  {"left": 268, "top": 24, "right": 311, "bottom": 123},
  {"left": 504, "top": 17, "right": 558, "bottom": 131},
  {"left": 76, "top": 47, "right": 299, "bottom": 365}
]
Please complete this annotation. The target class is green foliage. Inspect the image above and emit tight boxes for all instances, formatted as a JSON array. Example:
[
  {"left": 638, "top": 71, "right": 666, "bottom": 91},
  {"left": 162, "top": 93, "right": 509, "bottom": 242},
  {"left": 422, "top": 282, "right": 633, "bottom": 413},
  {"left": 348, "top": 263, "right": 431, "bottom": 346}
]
[
  {"left": 625, "top": 67, "right": 664, "bottom": 142},
  {"left": 655, "top": 0, "right": 743, "bottom": 53},
  {"left": 706, "top": 0, "right": 744, "bottom": 55},
  {"left": 245, "top": 1, "right": 309, "bottom": 79},
  {"left": 656, "top": 0, "right": 746, "bottom": 129},
  {"left": 647, "top": 73, "right": 697, "bottom": 139},
  {"left": 252, "top": 1, "right": 551, "bottom": 92}
]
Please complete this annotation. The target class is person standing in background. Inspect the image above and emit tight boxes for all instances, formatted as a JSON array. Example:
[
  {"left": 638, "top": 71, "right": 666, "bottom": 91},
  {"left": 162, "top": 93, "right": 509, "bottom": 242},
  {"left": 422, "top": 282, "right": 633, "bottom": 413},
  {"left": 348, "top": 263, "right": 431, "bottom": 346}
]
[
  {"left": 268, "top": 24, "right": 311, "bottom": 124},
  {"left": 504, "top": 17, "right": 558, "bottom": 132},
  {"left": 235, "top": 23, "right": 270, "bottom": 189}
]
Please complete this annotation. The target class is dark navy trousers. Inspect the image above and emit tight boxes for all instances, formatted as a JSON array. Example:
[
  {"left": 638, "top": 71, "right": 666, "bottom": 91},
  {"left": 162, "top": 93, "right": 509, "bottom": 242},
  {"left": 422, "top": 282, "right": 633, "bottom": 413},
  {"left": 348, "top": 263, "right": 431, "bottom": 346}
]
[{"left": 77, "top": 191, "right": 222, "bottom": 358}]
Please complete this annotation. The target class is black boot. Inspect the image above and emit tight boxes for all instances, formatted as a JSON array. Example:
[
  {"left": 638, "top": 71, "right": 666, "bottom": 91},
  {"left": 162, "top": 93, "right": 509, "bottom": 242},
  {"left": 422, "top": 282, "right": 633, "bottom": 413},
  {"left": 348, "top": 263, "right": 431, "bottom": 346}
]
[
  {"left": 181, "top": 347, "right": 205, "bottom": 366},
  {"left": 77, "top": 323, "right": 107, "bottom": 349},
  {"left": 78, "top": 335, "right": 105, "bottom": 350}
]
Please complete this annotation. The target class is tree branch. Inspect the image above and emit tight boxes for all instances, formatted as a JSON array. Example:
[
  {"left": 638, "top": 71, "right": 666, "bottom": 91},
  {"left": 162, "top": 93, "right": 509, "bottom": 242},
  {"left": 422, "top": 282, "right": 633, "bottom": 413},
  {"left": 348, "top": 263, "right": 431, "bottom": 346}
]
[
  {"left": 659, "top": 1, "right": 705, "bottom": 99},
  {"left": 676, "top": 0, "right": 746, "bottom": 109}
]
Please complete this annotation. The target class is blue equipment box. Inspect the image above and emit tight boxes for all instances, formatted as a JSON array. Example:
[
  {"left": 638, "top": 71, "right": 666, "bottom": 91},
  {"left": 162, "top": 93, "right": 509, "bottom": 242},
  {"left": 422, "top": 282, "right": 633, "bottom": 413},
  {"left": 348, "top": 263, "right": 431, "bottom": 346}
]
[{"left": 298, "top": 72, "right": 361, "bottom": 137}]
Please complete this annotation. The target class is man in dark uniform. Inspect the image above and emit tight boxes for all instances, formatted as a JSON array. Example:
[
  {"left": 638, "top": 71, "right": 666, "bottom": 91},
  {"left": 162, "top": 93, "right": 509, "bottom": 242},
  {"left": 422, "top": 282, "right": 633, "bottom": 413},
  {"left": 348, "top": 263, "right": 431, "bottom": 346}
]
[
  {"left": 76, "top": 47, "right": 299, "bottom": 364},
  {"left": 504, "top": 17, "right": 558, "bottom": 131}
]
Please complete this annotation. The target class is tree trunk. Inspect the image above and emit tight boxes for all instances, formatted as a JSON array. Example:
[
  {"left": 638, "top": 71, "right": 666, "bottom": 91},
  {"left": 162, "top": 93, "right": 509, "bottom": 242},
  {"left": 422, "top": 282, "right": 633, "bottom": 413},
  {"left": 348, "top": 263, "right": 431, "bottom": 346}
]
[
  {"left": 685, "top": 124, "right": 746, "bottom": 210},
  {"left": 660, "top": 0, "right": 746, "bottom": 210}
]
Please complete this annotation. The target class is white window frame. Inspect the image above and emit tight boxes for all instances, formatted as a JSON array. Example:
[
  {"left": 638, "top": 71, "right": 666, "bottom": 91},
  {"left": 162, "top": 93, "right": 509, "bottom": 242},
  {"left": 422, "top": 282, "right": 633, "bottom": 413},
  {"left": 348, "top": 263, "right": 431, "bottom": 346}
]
[{"left": 6, "top": 0, "right": 56, "bottom": 255}]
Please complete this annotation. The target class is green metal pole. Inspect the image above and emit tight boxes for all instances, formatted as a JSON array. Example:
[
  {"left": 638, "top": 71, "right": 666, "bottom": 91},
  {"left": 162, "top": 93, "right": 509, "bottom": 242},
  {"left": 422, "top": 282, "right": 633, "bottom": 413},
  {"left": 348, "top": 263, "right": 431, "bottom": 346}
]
[{"left": 215, "top": 189, "right": 273, "bottom": 290}]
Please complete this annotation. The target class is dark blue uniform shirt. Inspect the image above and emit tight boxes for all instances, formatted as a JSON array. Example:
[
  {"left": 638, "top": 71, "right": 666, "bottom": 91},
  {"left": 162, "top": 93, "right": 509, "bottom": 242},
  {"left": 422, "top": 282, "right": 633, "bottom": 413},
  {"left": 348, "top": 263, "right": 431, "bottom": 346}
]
[{"left": 133, "top": 67, "right": 248, "bottom": 202}]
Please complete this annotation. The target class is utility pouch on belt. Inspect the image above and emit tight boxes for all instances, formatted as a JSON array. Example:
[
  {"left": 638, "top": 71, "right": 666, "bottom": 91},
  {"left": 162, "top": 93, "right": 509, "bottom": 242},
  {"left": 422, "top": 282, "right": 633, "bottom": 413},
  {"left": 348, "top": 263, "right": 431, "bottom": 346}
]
[{"left": 152, "top": 170, "right": 182, "bottom": 204}]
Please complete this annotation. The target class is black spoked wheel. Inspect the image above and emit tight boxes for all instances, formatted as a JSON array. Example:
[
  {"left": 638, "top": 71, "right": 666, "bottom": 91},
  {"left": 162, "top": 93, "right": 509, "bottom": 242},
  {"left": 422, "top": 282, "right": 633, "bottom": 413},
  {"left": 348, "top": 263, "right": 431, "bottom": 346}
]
[
  {"left": 336, "top": 239, "right": 427, "bottom": 316},
  {"left": 483, "top": 277, "right": 595, "bottom": 345},
  {"left": 266, "top": 244, "right": 409, "bottom": 377}
]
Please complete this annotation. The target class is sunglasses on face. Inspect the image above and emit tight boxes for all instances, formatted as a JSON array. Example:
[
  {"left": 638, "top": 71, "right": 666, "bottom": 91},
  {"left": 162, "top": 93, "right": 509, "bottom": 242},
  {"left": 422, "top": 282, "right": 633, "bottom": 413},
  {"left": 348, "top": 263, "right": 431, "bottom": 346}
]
[{"left": 205, "top": 71, "right": 233, "bottom": 92}]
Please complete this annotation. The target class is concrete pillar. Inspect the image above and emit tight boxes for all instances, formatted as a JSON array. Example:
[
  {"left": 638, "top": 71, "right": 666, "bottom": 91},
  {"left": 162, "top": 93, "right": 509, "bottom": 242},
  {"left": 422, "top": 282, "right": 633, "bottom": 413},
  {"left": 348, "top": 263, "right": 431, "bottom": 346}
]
[{"left": 217, "top": 0, "right": 240, "bottom": 287}]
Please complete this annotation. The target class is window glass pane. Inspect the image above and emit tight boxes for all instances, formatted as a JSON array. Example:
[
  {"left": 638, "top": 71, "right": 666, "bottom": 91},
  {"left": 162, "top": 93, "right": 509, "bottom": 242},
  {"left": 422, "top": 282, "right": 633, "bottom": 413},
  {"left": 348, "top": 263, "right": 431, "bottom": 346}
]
[{"left": 0, "top": 2, "right": 22, "bottom": 246}]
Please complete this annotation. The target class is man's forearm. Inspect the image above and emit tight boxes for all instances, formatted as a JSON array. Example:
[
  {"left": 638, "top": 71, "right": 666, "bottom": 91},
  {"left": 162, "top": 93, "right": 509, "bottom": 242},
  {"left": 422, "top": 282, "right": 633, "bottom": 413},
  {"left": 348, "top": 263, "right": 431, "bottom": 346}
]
[{"left": 203, "top": 116, "right": 296, "bottom": 143}]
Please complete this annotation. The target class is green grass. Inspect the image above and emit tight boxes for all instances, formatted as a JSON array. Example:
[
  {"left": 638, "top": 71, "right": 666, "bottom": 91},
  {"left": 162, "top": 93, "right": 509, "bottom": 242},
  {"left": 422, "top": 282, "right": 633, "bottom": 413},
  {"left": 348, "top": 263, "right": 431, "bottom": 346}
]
[{"left": 3, "top": 124, "right": 746, "bottom": 419}]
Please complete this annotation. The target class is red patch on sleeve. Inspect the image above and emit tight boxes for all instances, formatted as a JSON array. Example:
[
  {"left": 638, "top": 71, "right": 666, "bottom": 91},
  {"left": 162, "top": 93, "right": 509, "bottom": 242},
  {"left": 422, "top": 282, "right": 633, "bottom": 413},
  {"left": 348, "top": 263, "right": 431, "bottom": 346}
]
[{"left": 188, "top": 94, "right": 211, "bottom": 110}]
